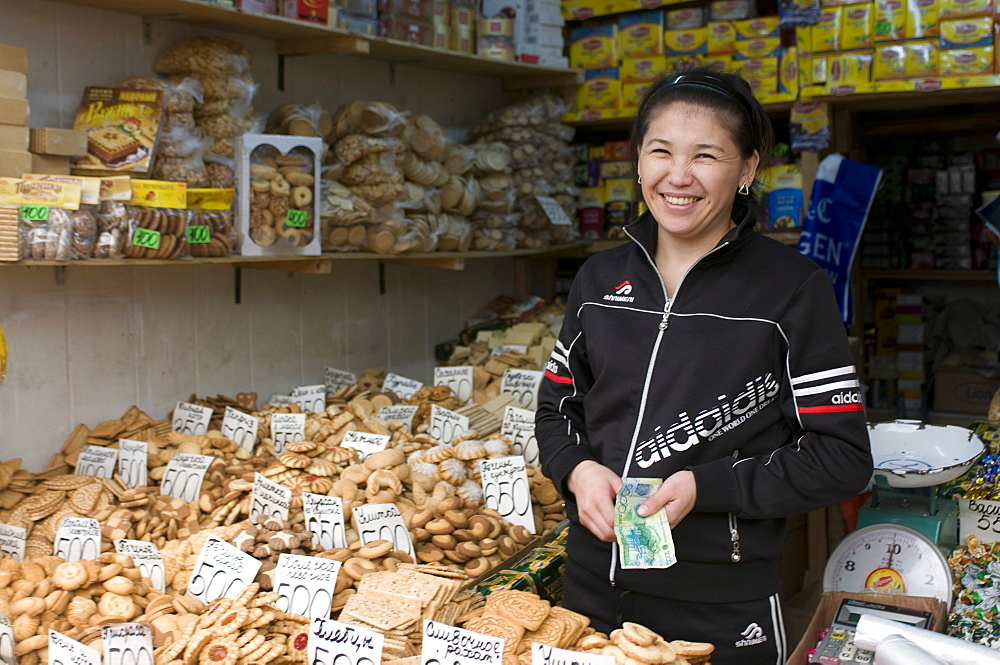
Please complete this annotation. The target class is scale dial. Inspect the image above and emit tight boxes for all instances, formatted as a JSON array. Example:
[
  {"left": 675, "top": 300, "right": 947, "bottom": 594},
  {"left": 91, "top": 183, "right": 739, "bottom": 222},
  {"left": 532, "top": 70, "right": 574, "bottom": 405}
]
[{"left": 823, "top": 524, "right": 952, "bottom": 604}]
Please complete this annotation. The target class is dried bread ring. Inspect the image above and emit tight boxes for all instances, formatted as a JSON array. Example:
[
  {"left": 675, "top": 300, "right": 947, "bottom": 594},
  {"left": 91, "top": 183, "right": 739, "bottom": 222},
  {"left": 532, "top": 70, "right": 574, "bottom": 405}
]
[
  {"left": 577, "top": 635, "right": 610, "bottom": 650},
  {"left": 668, "top": 640, "right": 714, "bottom": 657},
  {"left": 613, "top": 636, "right": 672, "bottom": 664},
  {"left": 356, "top": 539, "right": 393, "bottom": 559},
  {"left": 292, "top": 186, "right": 312, "bottom": 208},
  {"left": 270, "top": 178, "right": 291, "bottom": 196},
  {"left": 620, "top": 622, "right": 658, "bottom": 647}
]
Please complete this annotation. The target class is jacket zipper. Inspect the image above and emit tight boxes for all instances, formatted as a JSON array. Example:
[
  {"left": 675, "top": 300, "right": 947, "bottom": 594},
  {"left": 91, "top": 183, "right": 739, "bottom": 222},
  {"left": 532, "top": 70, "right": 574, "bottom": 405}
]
[{"left": 729, "top": 450, "right": 741, "bottom": 562}]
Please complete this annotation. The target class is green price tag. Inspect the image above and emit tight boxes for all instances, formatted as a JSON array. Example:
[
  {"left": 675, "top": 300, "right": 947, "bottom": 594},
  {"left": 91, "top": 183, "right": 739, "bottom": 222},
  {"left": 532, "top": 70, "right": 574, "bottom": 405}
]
[
  {"left": 286, "top": 210, "right": 308, "bottom": 228},
  {"left": 875, "top": 20, "right": 892, "bottom": 34},
  {"left": 18, "top": 205, "right": 49, "bottom": 222},
  {"left": 187, "top": 225, "right": 211, "bottom": 244},
  {"left": 132, "top": 227, "right": 161, "bottom": 250}
]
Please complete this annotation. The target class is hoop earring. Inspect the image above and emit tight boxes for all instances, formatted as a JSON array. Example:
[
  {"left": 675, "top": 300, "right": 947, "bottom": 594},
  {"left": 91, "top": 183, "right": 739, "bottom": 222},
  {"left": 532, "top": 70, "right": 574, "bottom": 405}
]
[
  {"left": 637, "top": 175, "right": 642, "bottom": 184},
  {"left": 738, "top": 182, "right": 750, "bottom": 195}
]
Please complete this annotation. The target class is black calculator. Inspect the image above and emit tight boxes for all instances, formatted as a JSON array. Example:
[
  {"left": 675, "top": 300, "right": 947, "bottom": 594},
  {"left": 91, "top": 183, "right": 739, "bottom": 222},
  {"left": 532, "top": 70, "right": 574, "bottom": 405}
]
[{"left": 810, "top": 598, "right": 933, "bottom": 665}]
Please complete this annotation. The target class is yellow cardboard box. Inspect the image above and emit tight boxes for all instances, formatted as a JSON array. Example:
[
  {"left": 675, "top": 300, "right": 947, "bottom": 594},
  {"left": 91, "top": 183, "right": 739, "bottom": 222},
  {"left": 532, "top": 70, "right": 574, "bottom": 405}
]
[
  {"left": 827, "top": 50, "right": 873, "bottom": 85},
  {"left": 905, "top": 0, "right": 938, "bottom": 38},
  {"left": 621, "top": 55, "right": 667, "bottom": 81},
  {"left": 940, "top": 0, "right": 994, "bottom": 18},
  {"left": 841, "top": 2, "right": 874, "bottom": 49},
  {"left": 905, "top": 39, "right": 939, "bottom": 76},
  {"left": 814, "top": 7, "right": 843, "bottom": 51},
  {"left": 623, "top": 81, "right": 656, "bottom": 106},
  {"left": 664, "top": 27, "right": 708, "bottom": 54},
  {"left": 780, "top": 47, "right": 800, "bottom": 94},
  {"left": 577, "top": 67, "right": 622, "bottom": 110},
  {"left": 733, "top": 16, "right": 780, "bottom": 39},
  {"left": 734, "top": 36, "right": 782, "bottom": 58},
  {"left": 618, "top": 10, "right": 664, "bottom": 57},
  {"left": 570, "top": 23, "right": 618, "bottom": 69},
  {"left": 707, "top": 20, "right": 736, "bottom": 53},
  {"left": 939, "top": 16, "right": 994, "bottom": 48},
  {"left": 873, "top": 41, "right": 907, "bottom": 78},
  {"left": 940, "top": 45, "right": 995, "bottom": 74},
  {"left": 874, "top": 0, "right": 906, "bottom": 41}
]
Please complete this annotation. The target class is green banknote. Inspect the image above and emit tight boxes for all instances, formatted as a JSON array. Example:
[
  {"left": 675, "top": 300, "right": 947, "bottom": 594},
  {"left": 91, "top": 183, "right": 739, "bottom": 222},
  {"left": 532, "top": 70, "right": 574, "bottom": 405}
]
[{"left": 614, "top": 477, "right": 677, "bottom": 569}]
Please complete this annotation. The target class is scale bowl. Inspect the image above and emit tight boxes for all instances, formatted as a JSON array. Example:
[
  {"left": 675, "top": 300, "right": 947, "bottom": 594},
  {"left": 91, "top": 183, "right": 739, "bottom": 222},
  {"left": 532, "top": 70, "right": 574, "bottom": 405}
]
[{"left": 868, "top": 419, "right": 985, "bottom": 488}]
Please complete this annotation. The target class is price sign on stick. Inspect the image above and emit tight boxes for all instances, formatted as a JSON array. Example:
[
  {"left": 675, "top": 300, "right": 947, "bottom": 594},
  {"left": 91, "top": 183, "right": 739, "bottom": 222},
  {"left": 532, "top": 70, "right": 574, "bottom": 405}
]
[
  {"left": 117, "top": 439, "right": 148, "bottom": 488},
  {"left": 382, "top": 373, "right": 423, "bottom": 399},
  {"left": 102, "top": 623, "right": 154, "bottom": 665},
  {"left": 187, "top": 535, "right": 261, "bottom": 604},
  {"left": 54, "top": 517, "right": 101, "bottom": 562},
  {"left": 342, "top": 431, "right": 390, "bottom": 461},
  {"left": 49, "top": 630, "right": 101, "bottom": 665},
  {"left": 269, "top": 395, "right": 293, "bottom": 407},
  {"left": 0, "top": 616, "right": 14, "bottom": 665},
  {"left": 75, "top": 445, "right": 118, "bottom": 479},
  {"left": 422, "top": 620, "right": 504, "bottom": 665},
  {"left": 0, "top": 524, "right": 26, "bottom": 562},
  {"left": 271, "top": 413, "right": 306, "bottom": 455},
  {"left": 172, "top": 401, "right": 213, "bottom": 435},
  {"left": 221, "top": 407, "right": 259, "bottom": 454},
  {"left": 535, "top": 196, "right": 573, "bottom": 226},
  {"left": 115, "top": 539, "right": 165, "bottom": 591},
  {"left": 309, "top": 618, "right": 384, "bottom": 665},
  {"left": 491, "top": 345, "right": 528, "bottom": 357},
  {"left": 960, "top": 498, "right": 1000, "bottom": 545},
  {"left": 292, "top": 384, "right": 326, "bottom": 413},
  {"left": 501, "top": 407, "right": 539, "bottom": 467},
  {"left": 376, "top": 406, "right": 417, "bottom": 432},
  {"left": 480, "top": 456, "right": 535, "bottom": 533},
  {"left": 303, "top": 493, "right": 347, "bottom": 550},
  {"left": 250, "top": 473, "right": 291, "bottom": 522},
  {"left": 352, "top": 504, "right": 414, "bottom": 559},
  {"left": 500, "top": 369, "right": 543, "bottom": 411},
  {"left": 160, "top": 453, "right": 213, "bottom": 504},
  {"left": 325, "top": 368, "right": 357, "bottom": 396},
  {"left": 429, "top": 404, "right": 470, "bottom": 445},
  {"left": 433, "top": 366, "right": 474, "bottom": 403},
  {"left": 533, "top": 643, "right": 614, "bottom": 665},
  {"left": 273, "top": 553, "right": 342, "bottom": 620}
]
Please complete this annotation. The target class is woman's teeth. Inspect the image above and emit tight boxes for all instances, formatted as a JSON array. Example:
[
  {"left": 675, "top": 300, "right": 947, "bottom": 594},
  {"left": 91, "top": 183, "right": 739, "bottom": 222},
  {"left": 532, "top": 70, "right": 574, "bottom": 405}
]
[{"left": 662, "top": 195, "right": 698, "bottom": 205}]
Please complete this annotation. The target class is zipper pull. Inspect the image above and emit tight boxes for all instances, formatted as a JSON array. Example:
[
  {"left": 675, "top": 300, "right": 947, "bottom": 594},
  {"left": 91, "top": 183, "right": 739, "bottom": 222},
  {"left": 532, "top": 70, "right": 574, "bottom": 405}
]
[
  {"left": 658, "top": 301, "right": 671, "bottom": 331},
  {"left": 730, "top": 527, "right": 741, "bottom": 562}
]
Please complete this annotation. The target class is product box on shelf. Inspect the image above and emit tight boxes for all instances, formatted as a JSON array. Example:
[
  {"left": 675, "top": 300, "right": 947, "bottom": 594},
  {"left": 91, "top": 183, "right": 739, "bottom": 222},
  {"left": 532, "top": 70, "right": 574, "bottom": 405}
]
[
  {"left": 0, "top": 125, "right": 28, "bottom": 152},
  {"left": 577, "top": 187, "right": 606, "bottom": 237},
  {"left": 940, "top": 45, "right": 995, "bottom": 74},
  {"left": 733, "top": 36, "right": 781, "bottom": 58},
  {"left": 704, "top": 53, "right": 735, "bottom": 70},
  {"left": 813, "top": 7, "right": 843, "bottom": 51},
  {"left": 618, "top": 11, "right": 664, "bottom": 57},
  {"left": 935, "top": 369, "right": 1000, "bottom": 414},
  {"left": 0, "top": 176, "right": 83, "bottom": 261},
  {"left": 741, "top": 55, "right": 780, "bottom": 93},
  {"left": 477, "top": 17, "right": 516, "bottom": 59},
  {"left": 666, "top": 53, "right": 706, "bottom": 71},
  {"left": 335, "top": 0, "right": 378, "bottom": 16},
  {"left": 0, "top": 97, "right": 28, "bottom": 126},
  {"left": 622, "top": 81, "right": 655, "bottom": 106},
  {"left": 236, "top": 0, "right": 278, "bottom": 11},
  {"left": 0, "top": 71, "right": 26, "bottom": 99},
  {"left": 71, "top": 87, "right": 163, "bottom": 178},
  {"left": 940, "top": 0, "right": 995, "bottom": 18},
  {"left": 664, "top": 27, "right": 709, "bottom": 55},
  {"left": 709, "top": 0, "right": 752, "bottom": 20},
  {"left": 29, "top": 128, "right": 88, "bottom": 157},
  {"left": 827, "top": 50, "right": 874, "bottom": 86},
  {"left": 708, "top": 20, "right": 736, "bottom": 53},
  {"left": 779, "top": 47, "right": 799, "bottom": 95},
  {"left": 282, "top": 0, "right": 330, "bottom": 23},
  {"left": 0, "top": 44, "right": 27, "bottom": 75},
  {"left": 577, "top": 67, "right": 621, "bottom": 110},
  {"left": 569, "top": 23, "right": 618, "bottom": 69},
  {"left": 621, "top": 55, "right": 667, "bottom": 81},
  {"left": 338, "top": 11, "right": 380, "bottom": 34},
  {"left": 733, "top": 16, "right": 781, "bottom": 40},
  {"left": 841, "top": 2, "right": 874, "bottom": 49},
  {"left": 761, "top": 163, "right": 803, "bottom": 230},
  {"left": 906, "top": 0, "right": 938, "bottom": 38},
  {"left": 905, "top": 38, "right": 939, "bottom": 75},
  {"left": 379, "top": 0, "right": 434, "bottom": 21},
  {"left": 874, "top": 42, "right": 907, "bottom": 78},
  {"left": 667, "top": 6, "right": 706, "bottom": 28},
  {"left": 31, "top": 154, "right": 70, "bottom": 176},
  {"left": 939, "top": 16, "right": 995, "bottom": 48},
  {"left": 875, "top": 0, "right": 906, "bottom": 41},
  {"left": 382, "top": 16, "right": 435, "bottom": 43},
  {"left": 0, "top": 150, "right": 32, "bottom": 177},
  {"left": 237, "top": 134, "right": 321, "bottom": 257}
]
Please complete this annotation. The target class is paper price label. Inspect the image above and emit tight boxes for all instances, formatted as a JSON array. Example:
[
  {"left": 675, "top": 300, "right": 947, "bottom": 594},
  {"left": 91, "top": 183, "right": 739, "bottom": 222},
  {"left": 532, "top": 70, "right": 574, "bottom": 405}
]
[
  {"left": 0, "top": 615, "right": 13, "bottom": 665},
  {"left": 292, "top": 384, "right": 326, "bottom": 413},
  {"left": 422, "top": 620, "right": 503, "bottom": 665},
  {"left": 325, "top": 368, "right": 358, "bottom": 395},
  {"left": 49, "top": 629, "right": 101, "bottom": 665},
  {"left": 118, "top": 439, "right": 148, "bottom": 488},
  {"left": 271, "top": 413, "right": 306, "bottom": 455},
  {"left": 500, "top": 369, "right": 543, "bottom": 411},
  {"left": 310, "top": 618, "right": 384, "bottom": 665},
  {"left": 102, "top": 623, "right": 154, "bottom": 665},
  {"left": 501, "top": 407, "right": 539, "bottom": 467},
  {"left": 960, "top": 498, "right": 1000, "bottom": 544},
  {"left": 383, "top": 372, "right": 423, "bottom": 399},
  {"left": 187, "top": 225, "right": 211, "bottom": 244},
  {"left": 54, "top": 517, "right": 101, "bottom": 562},
  {"left": 352, "top": 504, "right": 414, "bottom": 559},
  {"left": 187, "top": 535, "right": 262, "bottom": 604},
  {"left": 532, "top": 643, "right": 614, "bottom": 665},
  {"left": 287, "top": 209, "right": 308, "bottom": 227},
  {"left": 19, "top": 205, "right": 49, "bottom": 222},
  {"left": 76, "top": 445, "right": 118, "bottom": 478},
  {"left": 480, "top": 456, "right": 535, "bottom": 534},
  {"left": 429, "top": 404, "right": 470, "bottom": 445},
  {"left": 535, "top": 196, "right": 572, "bottom": 226},
  {"left": 172, "top": 401, "right": 213, "bottom": 435},
  {"left": 161, "top": 453, "right": 213, "bottom": 504},
  {"left": 0, "top": 524, "right": 25, "bottom": 562},
  {"left": 269, "top": 394, "right": 293, "bottom": 407},
  {"left": 491, "top": 345, "right": 528, "bottom": 357},
  {"left": 274, "top": 553, "right": 342, "bottom": 620},
  {"left": 303, "top": 493, "right": 347, "bottom": 550},
  {"left": 222, "top": 406, "right": 259, "bottom": 453},
  {"left": 132, "top": 227, "right": 161, "bottom": 249},
  {"left": 115, "top": 539, "right": 165, "bottom": 591},
  {"left": 250, "top": 473, "right": 291, "bottom": 522},
  {"left": 342, "top": 431, "right": 390, "bottom": 461},
  {"left": 376, "top": 406, "right": 418, "bottom": 432},
  {"left": 434, "top": 366, "right": 474, "bottom": 403}
]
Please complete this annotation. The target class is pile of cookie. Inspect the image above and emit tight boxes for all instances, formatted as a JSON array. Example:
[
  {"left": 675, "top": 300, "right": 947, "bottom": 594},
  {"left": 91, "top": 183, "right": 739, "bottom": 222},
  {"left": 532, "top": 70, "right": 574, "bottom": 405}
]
[
  {"left": 581, "top": 623, "right": 715, "bottom": 665},
  {"left": 247, "top": 146, "right": 317, "bottom": 248}
]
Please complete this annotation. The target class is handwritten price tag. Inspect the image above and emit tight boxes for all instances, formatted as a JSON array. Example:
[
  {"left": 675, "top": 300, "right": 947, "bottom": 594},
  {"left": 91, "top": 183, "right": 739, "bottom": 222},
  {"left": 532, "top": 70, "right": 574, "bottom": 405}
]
[
  {"left": 310, "top": 618, "right": 384, "bottom": 665},
  {"left": 102, "top": 623, "right": 154, "bottom": 665},
  {"left": 222, "top": 406, "right": 259, "bottom": 454},
  {"left": 481, "top": 456, "right": 535, "bottom": 534},
  {"left": 287, "top": 209, "right": 308, "bottom": 228},
  {"left": 325, "top": 368, "right": 357, "bottom": 396},
  {"left": 429, "top": 404, "right": 470, "bottom": 445},
  {"left": 352, "top": 504, "right": 414, "bottom": 559},
  {"left": 0, "top": 616, "right": 13, "bottom": 665},
  {"left": 187, "top": 535, "right": 261, "bottom": 604},
  {"left": 115, "top": 539, "right": 165, "bottom": 591},
  {"left": 186, "top": 225, "right": 211, "bottom": 244},
  {"left": 18, "top": 205, "right": 49, "bottom": 222},
  {"left": 49, "top": 629, "right": 101, "bottom": 665},
  {"left": 533, "top": 643, "right": 614, "bottom": 665},
  {"left": 342, "top": 431, "right": 390, "bottom": 461},
  {"left": 292, "top": 384, "right": 326, "bottom": 413},
  {"left": 500, "top": 369, "right": 543, "bottom": 411},
  {"left": 434, "top": 366, "right": 474, "bottom": 403},
  {"left": 501, "top": 407, "right": 539, "bottom": 467},
  {"left": 250, "top": 473, "right": 291, "bottom": 522},
  {"left": 376, "top": 406, "right": 418, "bottom": 432},
  {"left": 132, "top": 227, "right": 161, "bottom": 250},
  {"left": 269, "top": 394, "right": 293, "bottom": 407},
  {"left": 117, "top": 439, "right": 148, "bottom": 488},
  {"left": 382, "top": 373, "right": 423, "bottom": 399},
  {"left": 54, "top": 517, "right": 101, "bottom": 562},
  {"left": 271, "top": 413, "right": 306, "bottom": 455},
  {"left": 0, "top": 524, "right": 25, "bottom": 562},
  {"left": 172, "top": 401, "right": 213, "bottom": 435},
  {"left": 161, "top": 453, "right": 213, "bottom": 504},
  {"left": 274, "top": 553, "right": 342, "bottom": 620},
  {"left": 491, "top": 345, "right": 528, "bottom": 357},
  {"left": 535, "top": 196, "right": 572, "bottom": 226},
  {"left": 960, "top": 498, "right": 1000, "bottom": 545},
  {"left": 75, "top": 445, "right": 118, "bottom": 479},
  {"left": 304, "top": 493, "right": 347, "bottom": 550},
  {"left": 422, "top": 620, "right": 503, "bottom": 665}
]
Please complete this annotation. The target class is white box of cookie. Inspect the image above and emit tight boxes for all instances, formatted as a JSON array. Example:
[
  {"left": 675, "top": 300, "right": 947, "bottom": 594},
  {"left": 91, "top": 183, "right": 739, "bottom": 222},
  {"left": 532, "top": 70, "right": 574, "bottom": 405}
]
[{"left": 237, "top": 134, "right": 321, "bottom": 256}]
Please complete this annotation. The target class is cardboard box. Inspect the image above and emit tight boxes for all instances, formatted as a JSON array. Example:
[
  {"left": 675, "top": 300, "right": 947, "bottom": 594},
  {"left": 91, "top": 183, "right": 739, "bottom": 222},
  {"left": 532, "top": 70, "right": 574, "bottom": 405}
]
[
  {"left": 0, "top": 125, "right": 28, "bottom": 151},
  {"left": 29, "top": 128, "right": 87, "bottom": 157},
  {"left": 282, "top": 0, "right": 329, "bottom": 23},
  {"left": 31, "top": 154, "right": 71, "bottom": 175},
  {"left": 935, "top": 369, "right": 1000, "bottom": 414},
  {"left": 788, "top": 591, "right": 948, "bottom": 665},
  {"left": 0, "top": 72, "right": 26, "bottom": 99},
  {"left": 0, "top": 150, "right": 32, "bottom": 177},
  {"left": 0, "top": 45, "right": 28, "bottom": 75},
  {"left": 0, "top": 97, "right": 28, "bottom": 126}
]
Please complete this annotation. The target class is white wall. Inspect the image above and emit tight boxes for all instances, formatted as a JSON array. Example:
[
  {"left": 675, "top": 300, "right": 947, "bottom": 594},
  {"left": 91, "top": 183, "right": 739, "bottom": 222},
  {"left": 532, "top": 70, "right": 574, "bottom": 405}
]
[{"left": 0, "top": 0, "right": 528, "bottom": 470}]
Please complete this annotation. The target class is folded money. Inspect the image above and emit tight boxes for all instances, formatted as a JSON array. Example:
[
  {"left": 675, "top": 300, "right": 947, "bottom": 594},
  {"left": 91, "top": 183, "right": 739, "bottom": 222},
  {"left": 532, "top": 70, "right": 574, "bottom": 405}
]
[{"left": 614, "top": 477, "right": 677, "bottom": 569}]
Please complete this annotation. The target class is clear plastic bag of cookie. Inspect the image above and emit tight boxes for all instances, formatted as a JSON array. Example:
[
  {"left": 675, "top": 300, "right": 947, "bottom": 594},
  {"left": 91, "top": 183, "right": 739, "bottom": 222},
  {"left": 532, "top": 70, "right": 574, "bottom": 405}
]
[
  {"left": 330, "top": 100, "right": 410, "bottom": 141},
  {"left": 205, "top": 155, "right": 235, "bottom": 189},
  {"left": 265, "top": 102, "right": 331, "bottom": 139},
  {"left": 95, "top": 202, "right": 127, "bottom": 258},
  {"left": 162, "top": 112, "right": 196, "bottom": 132},
  {"left": 122, "top": 180, "right": 189, "bottom": 260},
  {"left": 119, "top": 76, "right": 204, "bottom": 114},
  {"left": 186, "top": 188, "right": 235, "bottom": 258},
  {"left": 42, "top": 207, "right": 75, "bottom": 260},
  {"left": 69, "top": 206, "right": 99, "bottom": 259},
  {"left": 157, "top": 127, "right": 207, "bottom": 159},
  {"left": 153, "top": 36, "right": 252, "bottom": 76},
  {"left": 152, "top": 134, "right": 211, "bottom": 188}
]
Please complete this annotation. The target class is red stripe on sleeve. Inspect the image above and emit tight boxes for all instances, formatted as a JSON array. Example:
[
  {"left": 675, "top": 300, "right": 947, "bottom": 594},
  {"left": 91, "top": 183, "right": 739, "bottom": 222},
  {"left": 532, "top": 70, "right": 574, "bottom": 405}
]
[
  {"left": 798, "top": 404, "right": 866, "bottom": 414},
  {"left": 544, "top": 370, "right": 574, "bottom": 385}
]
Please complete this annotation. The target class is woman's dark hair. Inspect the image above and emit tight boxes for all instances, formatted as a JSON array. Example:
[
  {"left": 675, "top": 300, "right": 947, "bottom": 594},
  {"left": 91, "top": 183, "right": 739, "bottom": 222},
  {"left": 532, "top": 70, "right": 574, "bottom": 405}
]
[{"left": 628, "top": 66, "right": 775, "bottom": 229}]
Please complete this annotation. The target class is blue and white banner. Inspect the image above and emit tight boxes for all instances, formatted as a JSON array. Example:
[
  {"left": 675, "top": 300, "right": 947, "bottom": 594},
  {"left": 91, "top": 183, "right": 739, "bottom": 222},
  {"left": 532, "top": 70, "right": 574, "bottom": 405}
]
[{"left": 797, "top": 154, "right": 882, "bottom": 323}]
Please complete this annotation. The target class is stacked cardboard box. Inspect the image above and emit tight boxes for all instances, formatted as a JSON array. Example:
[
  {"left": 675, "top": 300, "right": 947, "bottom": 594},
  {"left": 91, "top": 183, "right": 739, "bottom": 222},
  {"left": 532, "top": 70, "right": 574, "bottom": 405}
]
[{"left": 0, "top": 45, "right": 30, "bottom": 177}]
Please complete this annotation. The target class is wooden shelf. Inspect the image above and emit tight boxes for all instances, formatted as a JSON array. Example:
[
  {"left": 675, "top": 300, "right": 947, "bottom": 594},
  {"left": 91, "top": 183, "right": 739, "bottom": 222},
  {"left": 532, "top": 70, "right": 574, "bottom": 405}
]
[
  {"left": 860, "top": 269, "right": 996, "bottom": 282},
  {"left": 53, "top": 0, "right": 582, "bottom": 87}
]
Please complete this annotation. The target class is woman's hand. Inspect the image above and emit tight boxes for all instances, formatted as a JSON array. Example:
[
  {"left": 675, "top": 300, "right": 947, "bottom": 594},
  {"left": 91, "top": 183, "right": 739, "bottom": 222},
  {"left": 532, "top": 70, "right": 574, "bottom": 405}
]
[
  {"left": 637, "top": 470, "right": 697, "bottom": 528},
  {"left": 567, "top": 460, "right": 623, "bottom": 542}
]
